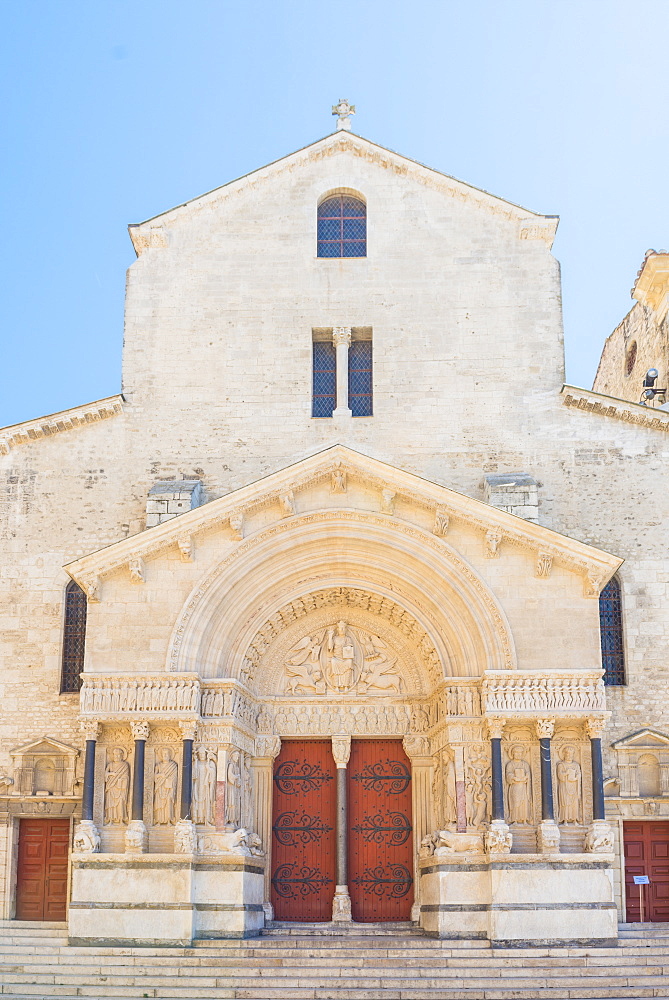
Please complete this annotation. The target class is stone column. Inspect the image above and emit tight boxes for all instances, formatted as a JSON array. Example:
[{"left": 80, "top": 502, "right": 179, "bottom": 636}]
[
  {"left": 252, "top": 735, "right": 281, "bottom": 920},
  {"left": 585, "top": 717, "right": 614, "bottom": 854},
  {"left": 484, "top": 718, "right": 512, "bottom": 853},
  {"left": 73, "top": 719, "right": 101, "bottom": 854},
  {"left": 536, "top": 718, "right": 560, "bottom": 854},
  {"left": 126, "top": 721, "right": 149, "bottom": 854},
  {"left": 403, "top": 735, "right": 434, "bottom": 921},
  {"left": 331, "top": 735, "right": 352, "bottom": 921},
  {"left": 174, "top": 721, "right": 198, "bottom": 855},
  {"left": 332, "top": 327, "right": 352, "bottom": 417}
]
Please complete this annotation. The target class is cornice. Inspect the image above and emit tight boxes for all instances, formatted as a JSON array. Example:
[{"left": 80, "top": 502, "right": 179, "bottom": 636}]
[
  {"left": 0, "top": 395, "right": 124, "bottom": 456},
  {"left": 64, "top": 445, "right": 622, "bottom": 602},
  {"left": 561, "top": 385, "right": 669, "bottom": 434},
  {"left": 129, "top": 133, "right": 557, "bottom": 255}
]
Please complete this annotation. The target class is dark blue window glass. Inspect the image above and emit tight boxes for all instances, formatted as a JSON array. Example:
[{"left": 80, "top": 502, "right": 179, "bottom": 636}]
[
  {"left": 599, "top": 576, "right": 625, "bottom": 685},
  {"left": 61, "top": 580, "right": 87, "bottom": 692},
  {"left": 317, "top": 196, "right": 366, "bottom": 258},
  {"left": 312, "top": 341, "right": 336, "bottom": 417},
  {"left": 348, "top": 340, "right": 373, "bottom": 416}
]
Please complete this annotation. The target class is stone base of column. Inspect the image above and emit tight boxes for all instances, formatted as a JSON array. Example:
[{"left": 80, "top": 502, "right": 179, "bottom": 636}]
[
  {"left": 173, "top": 818, "right": 197, "bottom": 854},
  {"left": 537, "top": 819, "right": 561, "bottom": 854},
  {"left": 485, "top": 819, "right": 512, "bottom": 854},
  {"left": 263, "top": 901, "right": 274, "bottom": 922},
  {"left": 124, "top": 819, "right": 148, "bottom": 854},
  {"left": 585, "top": 819, "right": 615, "bottom": 854},
  {"left": 332, "top": 885, "right": 352, "bottom": 922},
  {"left": 72, "top": 820, "right": 100, "bottom": 854}
]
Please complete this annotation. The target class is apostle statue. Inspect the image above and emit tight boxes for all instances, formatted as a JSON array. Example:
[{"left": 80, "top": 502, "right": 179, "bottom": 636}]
[
  {"left": 104, "top": 747, "right": 130, "bottom": 825},
  {"left": 225, "top": 750, "right": 242, "bottom": 828},
  {"left": 153, "top": 747, "right": 179, "bottom": 825},
  {"left": 556, "top": 745, "right": 582, "bottom": 825},
  {"left": 192, "top": 746, "right": 216, "bottom": 826},
  {"left": 505, "top": 745, "right": 533, "bottom": 824}
]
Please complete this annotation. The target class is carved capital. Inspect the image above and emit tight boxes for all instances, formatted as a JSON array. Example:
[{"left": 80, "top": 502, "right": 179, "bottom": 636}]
[
  {"left": 229, "top": 512, "right": 244, "bottom": 540},
  {"left": 177, "top": 535, "right": 193, "bottom": 562},
  {"left": 255, "top": 735, "right": 281, "bottom": 760},
  {"left": 130, "top": 721, "right": 150, "bottom": 741},
  {"left": 584, "top": 569, "right": 605, "bottom": 598},
  {"left": 586, "top": 716, "right": 607, "bottom": 740},
  {"left": 485, "top": 529, "right": 503, "bottom": 559},
  {"left": 535, "top": 718, "right": 555, "bottom": 740},
  {"left": 129, "top": 557, "right": 145, "bottom": 584},
  {"left": 332, "top": 326, "right": 352, "bottom": 347},
  {"left": 83, "top": 576, "right": 101, "bottom": 603},
  {"left": 403, "top": 734, "right": 430, "bottom": 758},
  {"left": 433, "top": 507, "right": 449, "bottom": 537},
  {"left": 79, "top": 718, "right": 100, "bottom": 742},
  {"left": 179, "top": 720, "right": 199, "bottom": 742},
  {"left": 485, "top": 717, "right": 506, "bottom": 741},
  {"left": 535, "top": 552, "right": 553, "bottom": 579},
  {"left": 331, "top": 735, "right": 351, "bottom": 768}
]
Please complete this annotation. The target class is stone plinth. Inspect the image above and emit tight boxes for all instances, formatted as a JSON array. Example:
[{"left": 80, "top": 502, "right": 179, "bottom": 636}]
[
  {"left": 419, "top": 853, "right": 617, "bottom": 944},
  {"left": 69, "top": 853, "right": 265, "bottom": 945}
]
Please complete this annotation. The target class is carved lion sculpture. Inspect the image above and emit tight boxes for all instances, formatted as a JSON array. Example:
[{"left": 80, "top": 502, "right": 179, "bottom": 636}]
[
  {"left": 585, "top": 821, "right": 614, "bottom": 854},
  {"left": 422, "top": 829, "right": 484, "bottom": 856},
  {"left": 72, "top": 820, "right": 100, "bottom": 854}
]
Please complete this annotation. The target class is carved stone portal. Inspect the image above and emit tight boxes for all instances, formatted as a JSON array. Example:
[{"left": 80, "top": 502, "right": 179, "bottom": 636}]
[{"left": 283, "top": 620, "right": 403, "bottom": 696}]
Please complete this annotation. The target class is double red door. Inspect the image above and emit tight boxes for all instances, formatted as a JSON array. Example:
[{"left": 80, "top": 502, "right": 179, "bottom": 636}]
[
  {"left": 271, "top": 739, "right": 413, "bottom": 922},
  {"left": 16, "top": 819, "right": 70, "bottom": 921},
  {"left": 623, "top": 821, "right": 669, "bottom": 922}
]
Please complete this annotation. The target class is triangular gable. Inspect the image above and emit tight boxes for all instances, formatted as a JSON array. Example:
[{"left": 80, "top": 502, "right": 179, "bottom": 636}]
[
  {"left": 612, "top": 729, "right": 669, "bottom": 750},
  {"left": 129, "top": 131, "right": 558, "bottom": 255},
  {"left": 65, "top": 445, "right": 621, "bottom": 602},
  {"left": 10, "top": 737, "right": 79, "bottom": 757}
]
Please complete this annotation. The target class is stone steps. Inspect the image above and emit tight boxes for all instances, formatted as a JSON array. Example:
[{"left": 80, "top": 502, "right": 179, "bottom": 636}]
[{"left": 0, "top": 925, "right": 669, "bottom": 999}]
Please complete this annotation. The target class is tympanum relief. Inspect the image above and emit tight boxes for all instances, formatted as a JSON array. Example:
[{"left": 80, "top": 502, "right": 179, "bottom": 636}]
[{"left": 283, "top": 621, "right": 403, "bottom": 696}]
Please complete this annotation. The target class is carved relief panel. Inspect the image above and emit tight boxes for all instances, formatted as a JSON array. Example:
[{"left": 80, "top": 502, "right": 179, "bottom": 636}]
[{"left": 9, "top": 739, "right": 80, "bottom": 798}]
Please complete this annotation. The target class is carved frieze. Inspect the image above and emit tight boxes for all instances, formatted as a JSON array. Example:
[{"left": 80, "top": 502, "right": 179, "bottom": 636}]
[
  {"left": 482, "top": 671, "right": 606, "bottom": 714},
  {"left": 80, "top": 675, "right": 200, "bottom": 716}
]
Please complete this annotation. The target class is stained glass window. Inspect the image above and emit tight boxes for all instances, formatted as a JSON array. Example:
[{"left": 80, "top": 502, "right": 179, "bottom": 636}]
[
  {"left": 61, "top": 580, "right": 87, "bottom": 692},
  {"left": 312, "top": 341, "right": 336, "bottom": 417},
  {"left": 348, "top": 340, "right": 373, "bottom": 416},
  {"left": 317, "top": 196, "right": 366, "bottom": 258},
  {"left": 599, "top": 576, "right": 625, "bottom": 685}
]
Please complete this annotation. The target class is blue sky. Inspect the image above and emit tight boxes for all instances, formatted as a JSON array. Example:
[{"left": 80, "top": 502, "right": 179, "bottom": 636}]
[{"left": 2, "top": 0, "right": 668, "bottom": 428}]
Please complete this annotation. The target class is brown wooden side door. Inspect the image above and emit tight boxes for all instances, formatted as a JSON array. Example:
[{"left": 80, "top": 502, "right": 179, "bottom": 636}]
[
  {"left": 623, "top": 820, "right": 669, "bottom": 921},
  {"left": 16, "top": 819, "right": 70, "bottom": 921},
  {"left": 348, "top": 738, "right": 414, "bottom": 922},
  {"left": 271, "top": 740, "right": 336, "bottom": 921}
]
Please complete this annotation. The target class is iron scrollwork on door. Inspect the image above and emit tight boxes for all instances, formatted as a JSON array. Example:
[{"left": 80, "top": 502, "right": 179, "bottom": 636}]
[
  {"left": 272, "top": 811, "right": 333, "bottom": 846},
  {"left": 271, "top": 863, "right": 333, "bottom": 899},
  {"left": 273, "top": 759, "right": 334, "bottom": 795},
  {"left": 351, "top": 811, "right": 412, "bottom": 846},
  {"left": 351, "top": 863, "right": 413, "bottom": 898},
  {"left": 350, "top": 759, "right": 411, "bottom": 794}
]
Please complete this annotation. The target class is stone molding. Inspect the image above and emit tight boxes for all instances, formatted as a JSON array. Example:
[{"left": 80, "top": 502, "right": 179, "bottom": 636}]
[
  {"left": 562, "top": 385, "right": 669, "bottom": 435},
  {"left": 0, "top": 395, "right": 124, "bottom": 455},
  {"left": 64, "top": 446, "right": 621, "bottom": 604},
  {"left": 482, "top": 671, "right": 606, "bottom": 715}
]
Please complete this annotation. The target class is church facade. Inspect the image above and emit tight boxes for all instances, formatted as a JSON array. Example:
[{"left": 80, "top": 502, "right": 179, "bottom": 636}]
[{"left": 1, "top": 112, "right": 668, "bottom": 946}]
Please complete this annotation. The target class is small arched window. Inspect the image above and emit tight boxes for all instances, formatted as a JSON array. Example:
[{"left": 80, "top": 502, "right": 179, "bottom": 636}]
[
  {"left": 60, "top": 580, "right": 87, "bottom": 692},
  {"left": 599, "top": 576, "right": 625, "bottom": 685},
  {"left": 317, "top": 195, "right": 366, "bottom": 258}
]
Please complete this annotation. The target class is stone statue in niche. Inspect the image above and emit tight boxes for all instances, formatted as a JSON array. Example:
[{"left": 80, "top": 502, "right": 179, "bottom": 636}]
[
  {"left": 505, "top": 745, "right": 533, "bottom": 824},
  {"left": 225, "top": 750, "right": 242, "bottom": 828},
  {"left": 153, "top": 747, "right": 179, "bottom": 825},
  {"left": 103, "top": 747, "right": 130, "bottom": 825},
  {"left": 556, "top": 745, "right": 582, "bottom": 825},
  {"left": 466, "top": 747, "right": 490, "bottom": 829},
  {"left": 192, "top": 747, "right": 217, "bottom": 826},
  {"left": 283, "top": 620, "right": 402, "bottom": 696},
  {"left": 432, "top": 750, "right": 457, "bottom": 827}
]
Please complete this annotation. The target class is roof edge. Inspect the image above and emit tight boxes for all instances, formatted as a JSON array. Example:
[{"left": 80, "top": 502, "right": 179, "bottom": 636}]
[{"left": 0, "top": 394, "right": 125, "bottom": 456}]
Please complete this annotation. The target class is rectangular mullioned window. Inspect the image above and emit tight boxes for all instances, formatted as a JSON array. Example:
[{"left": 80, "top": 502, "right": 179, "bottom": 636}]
[{"left": 312, "top": 329, "right": 372, "bottom": 418}]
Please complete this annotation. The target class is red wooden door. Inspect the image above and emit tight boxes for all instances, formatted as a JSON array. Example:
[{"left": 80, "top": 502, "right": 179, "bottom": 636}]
[
  {"left": 16, "top": 819, "right": 70, "bottom": 921},
  {"left": 348, "top": 739, "right": 414, "bottom": 922},
  {"left": 623, "top": 821, "right": 669, "bottom": 921},
  {"left": 271, "top": 740, "right": 336, "bottom": 921}
]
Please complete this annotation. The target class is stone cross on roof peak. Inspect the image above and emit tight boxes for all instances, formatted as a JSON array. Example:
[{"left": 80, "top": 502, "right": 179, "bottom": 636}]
[{"left": 332, "top": 98, "right": 355, "bottom": 132}]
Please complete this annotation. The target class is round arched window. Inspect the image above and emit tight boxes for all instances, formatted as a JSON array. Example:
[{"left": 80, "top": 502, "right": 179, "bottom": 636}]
[{"left": 317, "top": 196, "right": 366, "bottom": 258}]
